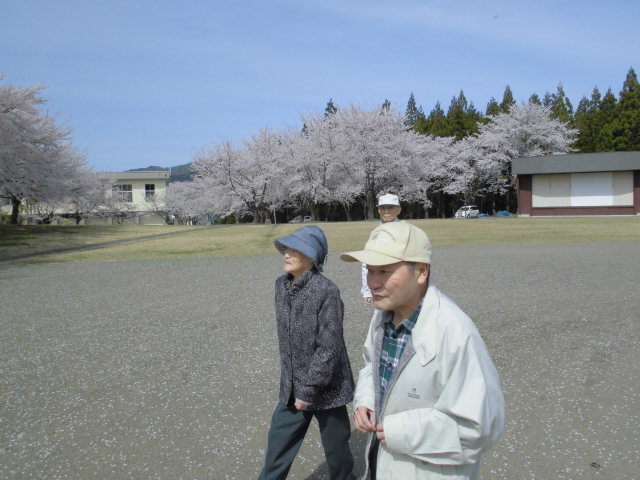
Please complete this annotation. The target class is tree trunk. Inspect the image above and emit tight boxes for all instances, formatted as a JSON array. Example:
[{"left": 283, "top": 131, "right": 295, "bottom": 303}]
[
  {"left": 366, "top": 190, "right": 376, "bottom": 220},
  {"left": 252, "top": 207, "right": 260, "bottom": 224},
  {"left": 341, "top": 202, "right": 352, "bottom": 221},
  {"left": 311, "top": 204, "right": 320, "bottom": 221},
  {"left": 10, "top": 196, "right": 20, "bottom": 225},
  {"left": 365, "top": 173, "right": 376, "bottom": 220}
]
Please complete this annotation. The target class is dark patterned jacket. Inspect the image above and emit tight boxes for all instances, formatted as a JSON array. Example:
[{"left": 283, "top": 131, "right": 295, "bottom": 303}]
[{"left": 274, "top": 269, "right": 354, "bottom": 411}]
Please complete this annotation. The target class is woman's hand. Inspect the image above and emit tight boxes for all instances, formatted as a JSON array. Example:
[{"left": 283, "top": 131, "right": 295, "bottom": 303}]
[{"left": 294, "top": 398, "right": 311, "bottom": 411}]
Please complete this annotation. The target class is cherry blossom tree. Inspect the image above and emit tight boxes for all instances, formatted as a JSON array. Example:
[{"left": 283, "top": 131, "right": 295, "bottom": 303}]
[
  {"left": 282, "top": 114, "right": 343, "bottom": 220},
  {"left": 187, "top": 100, "right": 580, "bottom": 222},
  {"left": 404, "top": 134, "right": 456, "bottom": 215},
  {"left": 65, "top": 170, "right": 116, "bottom": 224},
  {"left": 475, "top": 102, "right": 578, "bottom": 197},
  {"left": 194, "top": 130, "right": 285, "bottom": 224},
  {"left": 0, "top": 80, "right": 89, "bottom": 224},
  {"left": 164, "top": 179, "right": 220, "bottom": 223},
  {"left": 332, "top": 105, "right": 420, "bottom": 219}
]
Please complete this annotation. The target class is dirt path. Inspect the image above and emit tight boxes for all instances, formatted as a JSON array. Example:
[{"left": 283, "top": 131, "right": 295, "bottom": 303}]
[{"left": 1, "top": 242, "right": 638, "bottom": 479}]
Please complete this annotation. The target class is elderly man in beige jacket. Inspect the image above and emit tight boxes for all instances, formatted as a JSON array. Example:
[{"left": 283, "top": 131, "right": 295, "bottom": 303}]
[{"left": 341, "top": 222, "right": 505, "bottom": 480}]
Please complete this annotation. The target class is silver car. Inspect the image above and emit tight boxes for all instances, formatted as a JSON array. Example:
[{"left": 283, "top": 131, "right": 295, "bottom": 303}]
[{"left": 455, "top": 205, "right": 480, "bottom": 218}]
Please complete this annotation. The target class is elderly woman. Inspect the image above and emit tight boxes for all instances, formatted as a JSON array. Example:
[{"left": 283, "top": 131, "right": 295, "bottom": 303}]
[{"left": 258, "top": 225, "right": 355, "bottom": 480}]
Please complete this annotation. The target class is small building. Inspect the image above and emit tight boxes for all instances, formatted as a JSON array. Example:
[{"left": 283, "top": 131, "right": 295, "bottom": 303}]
[
  {"left": 512, "top": 152, "right": 640, "bottom": 216},
  {"left": 85, "top": 170, "right": 170, "bottom": 225},
  {"left": 1, "top": 170, "right": 171, "bottom": 225}
]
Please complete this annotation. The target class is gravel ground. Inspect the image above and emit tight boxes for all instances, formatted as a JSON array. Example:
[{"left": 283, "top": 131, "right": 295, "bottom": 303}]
[{"left": 1, "top": 242, "right": 639, "bottom": 479}]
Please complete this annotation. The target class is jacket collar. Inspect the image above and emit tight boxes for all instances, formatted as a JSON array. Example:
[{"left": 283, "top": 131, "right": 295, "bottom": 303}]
[
  {"left": 373, "top": 285, "right": 439, "bottom": 366},
  {"left": 283, "top": 269, "right": 315, "bottom": 295},
  {"left": 411, "top": 285, "right": 439, "bottom": 365}
]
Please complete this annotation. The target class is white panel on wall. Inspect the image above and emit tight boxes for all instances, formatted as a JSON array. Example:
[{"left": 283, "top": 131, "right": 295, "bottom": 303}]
[
  {"left": 571, "top": 172, "right": 613, "bottom": 206},
  {"left": 613, "top": 171, "right": 634, "bottom": 206},
  {"left": 532, "top": 174, "right": 571, "bottom": 207}
]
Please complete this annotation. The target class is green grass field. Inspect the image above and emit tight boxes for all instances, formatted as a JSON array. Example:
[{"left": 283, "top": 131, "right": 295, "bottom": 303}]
[{"left": 1, "top": 216, "right": 639, "bottom": 264}]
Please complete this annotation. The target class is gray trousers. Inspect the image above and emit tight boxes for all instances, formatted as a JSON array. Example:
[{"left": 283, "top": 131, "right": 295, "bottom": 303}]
[{"left": 258, "top": 401, "right": 355, "bottom": 480}]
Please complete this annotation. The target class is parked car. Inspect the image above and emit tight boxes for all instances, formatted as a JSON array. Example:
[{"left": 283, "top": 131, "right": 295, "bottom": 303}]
[
  {"left": 289, "top": 215, "right": 312, "bottom": 223},
  {"left": 455, "top": 205, "right": 480, "bottom": 219}
]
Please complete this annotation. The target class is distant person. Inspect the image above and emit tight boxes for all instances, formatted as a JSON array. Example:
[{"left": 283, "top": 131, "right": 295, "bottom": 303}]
[
  {"left": 362, "top": 193, "right": 401, "bottom": 305},
  {"left": 258, "top": 225, "right": 355, "bottom": 480},
  {"left": 341, "top": 221, "right": 505, "bottom": 480}
]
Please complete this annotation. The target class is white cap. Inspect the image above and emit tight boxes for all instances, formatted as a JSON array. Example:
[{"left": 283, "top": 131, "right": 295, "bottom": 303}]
[
  {"left": 377, "top": 193, "right": 400, "bottom": 207},
  {"left": 340, "top": 221, "right": 431, "bottom": 265}
]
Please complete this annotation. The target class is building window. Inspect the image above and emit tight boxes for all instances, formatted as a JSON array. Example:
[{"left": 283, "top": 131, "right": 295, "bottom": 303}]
[
  {"left": 113, "top": 184, "right": 133, "bottom": 202},
  {"left": 145, "top": 184, "right": 155, "bottom": 202}
]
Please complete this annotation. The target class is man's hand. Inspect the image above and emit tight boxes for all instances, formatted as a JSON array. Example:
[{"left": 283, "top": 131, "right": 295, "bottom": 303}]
[
  {"left": 354, "top": 406, "right": 375, "bottom": 433},
  {"left": 294, "top": 398, "right": 311, "bottom": 411},
  {"left": 375, "top": 423, "right": 386, "bottom": 444},
  {"left": 364, "top": 297, "right": 373, "bottom": 305}
]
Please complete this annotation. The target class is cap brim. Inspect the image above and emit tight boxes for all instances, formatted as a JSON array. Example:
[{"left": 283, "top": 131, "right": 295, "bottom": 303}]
[{"left": 339, "top": 250, "right": 403, "bottom": 266}]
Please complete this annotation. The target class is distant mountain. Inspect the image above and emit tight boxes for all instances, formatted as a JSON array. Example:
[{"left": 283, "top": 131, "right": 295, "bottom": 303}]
[{"left": 126, "top": 163, "right": 196, "bottom": 183}]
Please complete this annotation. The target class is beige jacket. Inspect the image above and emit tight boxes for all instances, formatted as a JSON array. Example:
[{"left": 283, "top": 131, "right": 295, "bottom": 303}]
[{"left": 354, "top": 285, "right": 505, "bottom": 479}]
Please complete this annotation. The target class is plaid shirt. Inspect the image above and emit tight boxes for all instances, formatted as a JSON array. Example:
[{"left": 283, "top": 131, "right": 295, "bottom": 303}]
[{"left": 379, "top": 301, "right": 423, "bottom": 403}]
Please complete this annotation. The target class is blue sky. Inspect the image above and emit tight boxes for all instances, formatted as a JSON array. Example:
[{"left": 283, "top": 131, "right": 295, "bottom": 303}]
[{"left": 2, "top": 0, "right": 638, "bottom": 172}]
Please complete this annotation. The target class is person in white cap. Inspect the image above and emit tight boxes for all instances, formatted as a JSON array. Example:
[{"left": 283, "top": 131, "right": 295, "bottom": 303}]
[
  {"left": 341, "top": 222, "right": 505, "bottom": 480},
  {"left": 361, "top": 193, "right": 402, "bottom": 305}
]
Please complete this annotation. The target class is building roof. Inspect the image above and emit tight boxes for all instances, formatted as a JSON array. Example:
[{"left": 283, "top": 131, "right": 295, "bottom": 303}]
[
  {"left": 101, "top": 171, "right": 170, "bottom": 181},
  {"left": 512, "top": 151, "right": 640, "bottom": 175}
]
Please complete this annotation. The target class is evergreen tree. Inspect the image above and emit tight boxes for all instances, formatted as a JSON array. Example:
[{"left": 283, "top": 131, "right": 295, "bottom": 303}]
[
  {"left": 595, "top": 89, "right": 618, "bottom": 151},
  {"left": 574, "top": 87, "right": 602, "bottom": 152},
  {"left": 324, "top": 98, "right": 337, "bottom": 117},
  {"left": 485, "top": 97, "right": 500, "bottom": 116},
  {"left": 425, "top": 102, "right": 448, "bottom": 136},
  {"left": 546, "top": 84, "right": 574, "bottom": 125},
  {"left": 404, "top": 92, "right": 425, "bottom": 129},
  {"left": 528, "top": 93, "right": 542, "bottom": 105},
  {"left": 499, "top": 85, "right": 515, "bottom": 113},
  {"left": 445, "top": 91, "right": 480, "bottom": 140},
  {"left": 382, "top": 99, "right": 391, "bottom": 112},
  {"left": 413, "top": 113, "right": 429, "bottom": 134},
  {"left": 614, "top": 67, "right": 640, "bottom": 150}
]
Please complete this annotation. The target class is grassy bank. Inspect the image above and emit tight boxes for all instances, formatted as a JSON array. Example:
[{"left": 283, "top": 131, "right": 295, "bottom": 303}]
[{"left": 1, "top": 216, "right": 638, "bottom": 264}]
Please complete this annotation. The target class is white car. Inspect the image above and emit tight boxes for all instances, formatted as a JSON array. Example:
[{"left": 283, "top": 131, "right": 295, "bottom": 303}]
[
  {"left": 455, "top": 205, "right": 480, "bottom": 218},
  {"left": 288, "top": 215, "right": 313, "bottom": 223}
]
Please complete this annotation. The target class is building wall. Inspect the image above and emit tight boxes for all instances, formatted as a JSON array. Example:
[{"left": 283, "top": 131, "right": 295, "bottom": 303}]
[
  {"left": 103, "top": 171, "right": 169, "bottom": 224},
  {"left": 532, "top": 174, "right": 571, "bottom": 207},
  {"left": 532, "top": 171, "right": 634, "bottom": 208},
  {"left": 112, "top": 178, "right": 167, "bottom": 211},
  {"left": 519, "top": 170, "right": 639, "bottom": 216},
  {"left": 613, "top": 171, "right": 635, "bottom": 205}
]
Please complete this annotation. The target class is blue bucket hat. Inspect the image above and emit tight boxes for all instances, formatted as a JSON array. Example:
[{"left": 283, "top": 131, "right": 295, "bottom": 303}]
[{"left": 274, "top": 225, "right": 328, "bottom": 271}]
